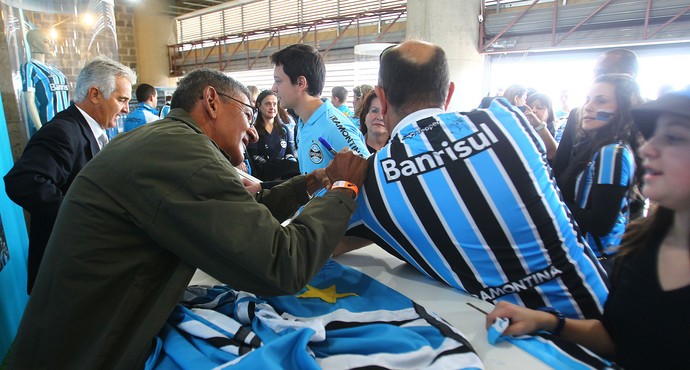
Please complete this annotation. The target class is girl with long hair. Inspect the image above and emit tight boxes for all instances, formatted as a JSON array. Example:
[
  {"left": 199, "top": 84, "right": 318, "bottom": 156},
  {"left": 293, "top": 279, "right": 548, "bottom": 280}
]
[
  {"left": 556, "top": 74, "right": 644, "bottom": 271},
  {"left": 486, "top": 88, "right": 690, "bottom": 370}
]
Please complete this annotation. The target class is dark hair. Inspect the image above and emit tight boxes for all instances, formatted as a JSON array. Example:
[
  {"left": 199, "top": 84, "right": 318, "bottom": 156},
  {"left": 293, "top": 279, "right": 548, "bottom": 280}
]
[
  {"left": 612, "top": 205, "right": 674, "bottom": 285},
  {"left": 526, "top": 93, "right": 556, "bottom": 133},
  {"left": 502, "top": 84, "right": 527, "bottom": 106},
  {"left": 254, "top": 89, "right": 284, "bottom": 136},
  {"left": 135, "top": 83, "right": 156, "bottom": 102},
  {"left": 559, "top": 74, "right": 644, "bottom": 200},
  {"left": 270, "top": 44, "right": 325, "bottom": 97},
  {"left": 170, "top": 68, "right": 249, "bottom": 112},
  {"left": 358, "top": 90, "right": 378, "bottom": 135},
  {"left": 332, "top": 86, "right": 348, "bottom": 102},
  {"left": 378, "top": 42, "right": 449, "bottom": 117},
  {"left": 577, "top": 74, "right": 644, "bottom": 167}
]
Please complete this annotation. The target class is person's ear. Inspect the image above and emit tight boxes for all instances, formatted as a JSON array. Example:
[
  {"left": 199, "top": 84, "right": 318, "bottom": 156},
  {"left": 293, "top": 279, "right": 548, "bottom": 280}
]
[
  {"left": 375, "top": 85, "right": 388, "bottom": 116},
  {"left": 88, "top": 87, "right": 100, "bottom": 103},
  {"left": 296, "top": 76, "right": 307, "bottom": 92},
  {"left": 204, "top": 87, "right": 219, "bottom": 119},
  {"left": 444, "top": 82, "right": 455, "bottom": 110}
]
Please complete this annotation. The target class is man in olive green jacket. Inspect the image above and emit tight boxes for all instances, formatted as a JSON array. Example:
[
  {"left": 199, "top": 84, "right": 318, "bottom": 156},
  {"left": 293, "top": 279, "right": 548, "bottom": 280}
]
[{"left": 10, "top": 69, "right": 367, "bottom": 369}]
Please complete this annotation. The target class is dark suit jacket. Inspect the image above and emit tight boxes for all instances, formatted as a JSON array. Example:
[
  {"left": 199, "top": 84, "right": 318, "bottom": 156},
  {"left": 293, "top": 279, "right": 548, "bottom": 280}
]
[{"left": 4, "top": 104, "right": 100, "bottom": 293}]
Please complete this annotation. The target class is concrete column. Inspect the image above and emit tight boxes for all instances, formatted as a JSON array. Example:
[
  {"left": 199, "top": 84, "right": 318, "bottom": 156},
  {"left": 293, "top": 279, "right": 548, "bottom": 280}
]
[
  {"left": 406, "top": 0, "right": 484, "bottom": 111},
  {"left": 132, "top": 0, "right": 178, "bottom": 88}
]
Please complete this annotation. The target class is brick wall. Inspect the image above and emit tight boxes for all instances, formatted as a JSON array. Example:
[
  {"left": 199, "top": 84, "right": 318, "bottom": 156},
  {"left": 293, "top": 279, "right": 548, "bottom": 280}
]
[{"left": 114, "top": 2, "right": 137, "bottom": 72}]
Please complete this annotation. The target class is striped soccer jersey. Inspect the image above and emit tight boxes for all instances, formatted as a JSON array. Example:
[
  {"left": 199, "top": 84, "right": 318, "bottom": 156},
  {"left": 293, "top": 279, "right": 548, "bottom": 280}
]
[
  {"left": 574, "top": 142, "right": 634, "bottom": 258},
  {"left": 21, "top": 60, "right": 69, "bottom": 134},
  {"left": 148, "top": 260, "right": 483, "bottom": 369},
  {"left": 348, "top": 99, "right": 609, "bottom": 319}
]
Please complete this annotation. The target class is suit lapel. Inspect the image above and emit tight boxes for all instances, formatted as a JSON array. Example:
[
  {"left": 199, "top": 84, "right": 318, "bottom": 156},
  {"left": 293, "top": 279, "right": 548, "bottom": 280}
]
[{"left": 65, "top": 104, "right": 101, "bottom": 156}]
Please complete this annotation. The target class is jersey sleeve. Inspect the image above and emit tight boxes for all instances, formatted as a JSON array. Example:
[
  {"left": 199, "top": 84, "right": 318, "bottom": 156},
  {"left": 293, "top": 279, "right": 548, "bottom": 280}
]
[{"left": 593, "top": 143, "right": 634, "bottom": 187}]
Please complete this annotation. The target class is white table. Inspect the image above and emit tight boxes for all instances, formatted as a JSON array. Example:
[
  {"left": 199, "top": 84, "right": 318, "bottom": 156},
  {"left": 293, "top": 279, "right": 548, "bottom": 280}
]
[
  {"left": 190, "top": 244, "right": 550, "bottom": 369},
  {"left": 333, "top": 244, "right": 550, "bottom": 370}
]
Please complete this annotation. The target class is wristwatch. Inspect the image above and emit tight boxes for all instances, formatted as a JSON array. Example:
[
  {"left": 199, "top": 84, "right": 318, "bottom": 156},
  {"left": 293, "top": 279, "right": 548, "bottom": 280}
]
[
  {"left": 533, "top": 123, "right": 546, "bottom": 132},
  {"left": 537, "top": 306, "right": 566, "bottom": 335}
]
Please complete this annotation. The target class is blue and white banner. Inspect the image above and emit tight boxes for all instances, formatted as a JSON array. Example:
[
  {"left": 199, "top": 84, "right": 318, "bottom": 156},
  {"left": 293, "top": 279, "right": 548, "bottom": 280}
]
[{"left": 147, "top": 260, "right": 484, "bottom": 370}]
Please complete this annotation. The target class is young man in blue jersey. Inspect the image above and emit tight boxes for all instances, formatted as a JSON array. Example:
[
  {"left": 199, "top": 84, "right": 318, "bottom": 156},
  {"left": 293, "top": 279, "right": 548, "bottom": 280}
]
[
  {"left": 331, "top": 86, "right": 354, "bottom": 118},
  {"left": 5, "top": 57, "right": 136, "bottom": 294},
  {"left": 159, "top": 95, "right": 172, "bottom": 118},
  {"left": 124, "top": 83, "right": 160, "bottom": 132},
  {"left": 271, "top": 44, "right": 369, "bottom": 179},
  {"left": 338, "top": 40, "right": 609, "bottom": 320}
]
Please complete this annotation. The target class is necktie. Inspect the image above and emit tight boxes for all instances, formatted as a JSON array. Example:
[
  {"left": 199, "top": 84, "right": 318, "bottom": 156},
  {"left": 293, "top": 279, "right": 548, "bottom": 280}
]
[{"left": 98, "top": 133, "right": 109, "bottom": 149}]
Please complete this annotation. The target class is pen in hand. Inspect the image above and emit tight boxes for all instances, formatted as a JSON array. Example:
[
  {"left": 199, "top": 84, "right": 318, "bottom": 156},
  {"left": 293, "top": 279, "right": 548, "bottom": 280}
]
[{"left": 318, "top": 137, "right": 338, "bottom": 156}]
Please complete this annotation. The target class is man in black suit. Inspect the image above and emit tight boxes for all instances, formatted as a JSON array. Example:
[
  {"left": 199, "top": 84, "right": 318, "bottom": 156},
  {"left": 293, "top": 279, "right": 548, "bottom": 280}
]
[{"left": 4, "top": 57, "right": 136, "bottom": 294}]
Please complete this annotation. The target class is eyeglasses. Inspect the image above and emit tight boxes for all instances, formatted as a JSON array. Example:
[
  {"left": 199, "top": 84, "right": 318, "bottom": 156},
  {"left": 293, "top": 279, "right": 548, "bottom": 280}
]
[{"left": 217, "top": 91, "right": 257, "bottom": 127}]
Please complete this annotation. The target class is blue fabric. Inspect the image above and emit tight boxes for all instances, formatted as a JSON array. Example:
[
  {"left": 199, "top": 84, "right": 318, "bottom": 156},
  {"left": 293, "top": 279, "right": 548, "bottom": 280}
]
[
  {"left": 574, "top": 142, "right": 634, "bottom": 257},
  {"left": 148, "top": 260, "right": 483, "bottom": 369},
  {"left": 0, "top": 93, "right": 30, "bottom": 360},
  {"left": 336, "top": 103, "right": 354, "bottom": 118},
  {"left": 348, "top": 99, "right": 609, "bottom": 319},
  {"left": 159, "top": 104, "right": 171, "bottom": 118},
  {"left": 124, "top": 103, "right": 160, "bottom": 132},
  {"left": 295, "top": 100, "right": 368, "bottom": 175},
  {"left": 21, "top": 60, "right": 69, "bottom": 135},
  {"left": 487, "top": 318, "right": 621, "bottom": 369}
]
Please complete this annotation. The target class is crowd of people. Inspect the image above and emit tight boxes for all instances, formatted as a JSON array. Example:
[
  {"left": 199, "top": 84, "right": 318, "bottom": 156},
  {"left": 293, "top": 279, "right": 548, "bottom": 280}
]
[{"left": 3, "top": 38, "right": 688, "bottom": 369}]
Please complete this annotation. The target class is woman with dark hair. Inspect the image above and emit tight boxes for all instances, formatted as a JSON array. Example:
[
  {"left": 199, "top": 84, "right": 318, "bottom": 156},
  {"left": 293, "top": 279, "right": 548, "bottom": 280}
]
[
  {"left": 520, "top": 92, "right": 558, "bottom": 161},
  {"left": 247, "top": 90, "right": 299, "bottom": 181},
  {"left": 358, "top": 91, "right": 389, "bottom": 153},
  {"left": 556, "top": 74, "right": 644, "bottom": 272},
  {"left": 527, "top": 93, "right": 556, "bottom": 136},
  {"left": 486, "top": 88, "right": 690, "bottom": 370}
]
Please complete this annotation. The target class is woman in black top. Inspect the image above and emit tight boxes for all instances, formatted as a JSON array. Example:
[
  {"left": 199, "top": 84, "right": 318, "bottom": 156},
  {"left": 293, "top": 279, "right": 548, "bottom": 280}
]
[
  {"left": 485, "top": 88, "right": 690, "bottom": 369},
  {"left": 247, "top": 90, "right": 299, "bottom": 181}
]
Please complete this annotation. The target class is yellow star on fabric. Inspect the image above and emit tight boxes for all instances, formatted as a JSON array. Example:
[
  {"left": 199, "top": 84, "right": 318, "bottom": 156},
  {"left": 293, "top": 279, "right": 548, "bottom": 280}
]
[{"left": 297, "top": 284, "right": 358, "bottom": 303}]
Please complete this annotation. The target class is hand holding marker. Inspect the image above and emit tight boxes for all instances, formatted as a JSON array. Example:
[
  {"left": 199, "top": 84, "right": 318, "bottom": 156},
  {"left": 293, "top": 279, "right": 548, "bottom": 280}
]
[{"left": 318, "top": 137, "right": 338, "bottom": 156}]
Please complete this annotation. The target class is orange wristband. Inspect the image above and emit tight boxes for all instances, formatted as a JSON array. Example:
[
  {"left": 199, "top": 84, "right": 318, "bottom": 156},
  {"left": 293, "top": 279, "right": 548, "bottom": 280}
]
[{"left": 331, "top": 180, "right": 358, "bottom": 198}]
